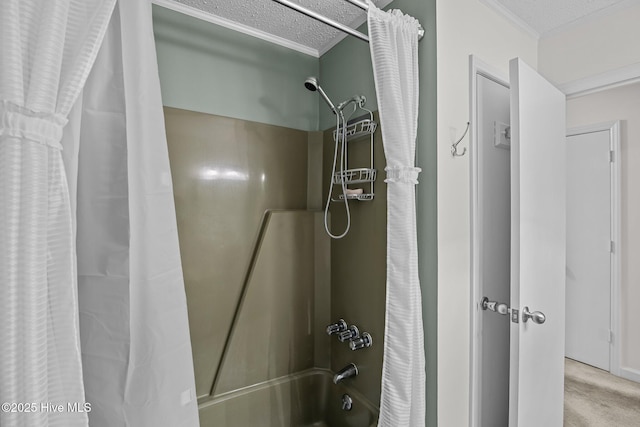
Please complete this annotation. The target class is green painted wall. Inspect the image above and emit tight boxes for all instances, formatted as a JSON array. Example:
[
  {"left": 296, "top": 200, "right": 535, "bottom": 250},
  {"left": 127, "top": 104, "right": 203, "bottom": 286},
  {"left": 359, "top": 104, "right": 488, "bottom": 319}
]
[
  {"left": 152, "top": 5, "right": 319, "bottom": 131},
  {"left": 319, "top": 1, "right": 438, "bottom": 425},
  {"left": 318, "top": 34, "right": 377, "bottom": 131}
]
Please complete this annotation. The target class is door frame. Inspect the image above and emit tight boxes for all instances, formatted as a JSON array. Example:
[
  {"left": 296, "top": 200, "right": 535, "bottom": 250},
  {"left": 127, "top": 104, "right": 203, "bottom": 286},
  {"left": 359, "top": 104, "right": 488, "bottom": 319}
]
[
  {"left": 566, "top": 121, "right": 621, "bottom": 377},
  {"left": 470, "top": 54, "right": 637, "bottom": 426},
  {"left": 469, "top": 55, "right": 626, "bottom": 427},
  {"left": 469, "top": 55, "right": 510, "bottom": 427}
]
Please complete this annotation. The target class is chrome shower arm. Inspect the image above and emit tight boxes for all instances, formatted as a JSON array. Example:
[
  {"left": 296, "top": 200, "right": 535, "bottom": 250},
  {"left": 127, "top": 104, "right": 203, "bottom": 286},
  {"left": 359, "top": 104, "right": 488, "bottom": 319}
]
[{"left": 317, "top": 86, "right": 337, "bottom": 114}]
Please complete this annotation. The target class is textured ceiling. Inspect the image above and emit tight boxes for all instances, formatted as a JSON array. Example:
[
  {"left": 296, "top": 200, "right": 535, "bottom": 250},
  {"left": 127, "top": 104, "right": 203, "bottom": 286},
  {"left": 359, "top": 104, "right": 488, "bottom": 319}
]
[
  {"left": 163, "top": 0, "right": 637, "bottom": 55},
  {"left": 494, "top": 0, "right": 634, "bottom": 36},
  {"left": 171, "top": 0, "right": 392, "bottom": 54}
]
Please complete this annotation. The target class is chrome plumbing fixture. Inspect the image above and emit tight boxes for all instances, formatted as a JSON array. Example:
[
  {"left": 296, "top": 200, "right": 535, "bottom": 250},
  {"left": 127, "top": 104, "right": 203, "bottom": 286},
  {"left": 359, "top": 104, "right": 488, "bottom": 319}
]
[
  {"left": 349, "top": 332, "right": 373, "bottom": 351},
  {"left": 305, "top": 76, "right": 376, "bottom": 239},
  {"left": 338, "top": 325, "right": 359, "bottom": 343},
  {"left": 304, "top": 77, "right": 337, "bottom": 115},
  {"left": 341, "top": 394, "right": 353, "bottom": 411},
  {"left": 326, "top": 319, "right": 348, "bottom": 336},
  {"left": 334, "top": 363, "right": 358, "bottom": 384},
  {"left": 336, "top": 95, "right": 366, "bottom": 111}
]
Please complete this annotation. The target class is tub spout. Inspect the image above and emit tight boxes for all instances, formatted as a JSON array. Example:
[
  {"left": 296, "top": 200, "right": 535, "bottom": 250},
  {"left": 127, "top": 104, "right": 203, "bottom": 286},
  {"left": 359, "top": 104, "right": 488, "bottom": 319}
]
[{"left": 333, "top": 363, "right": 358, "bottom": 384}]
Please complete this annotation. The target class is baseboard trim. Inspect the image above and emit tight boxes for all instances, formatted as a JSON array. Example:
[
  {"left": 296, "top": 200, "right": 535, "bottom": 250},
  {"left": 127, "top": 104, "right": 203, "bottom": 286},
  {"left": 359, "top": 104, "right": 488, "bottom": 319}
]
[{"left": 620, "top": 367, "right": 640, "bottom": 384}]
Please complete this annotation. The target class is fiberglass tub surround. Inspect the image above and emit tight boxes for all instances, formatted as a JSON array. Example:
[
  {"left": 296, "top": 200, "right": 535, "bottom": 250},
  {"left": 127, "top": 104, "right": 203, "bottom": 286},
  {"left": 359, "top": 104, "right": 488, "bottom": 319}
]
[
  {"left": 161, "top": 2, "right": 425, "bottom": 425},
  {"left": 165, "top": 106, "right": 385, "bottom": 425}
]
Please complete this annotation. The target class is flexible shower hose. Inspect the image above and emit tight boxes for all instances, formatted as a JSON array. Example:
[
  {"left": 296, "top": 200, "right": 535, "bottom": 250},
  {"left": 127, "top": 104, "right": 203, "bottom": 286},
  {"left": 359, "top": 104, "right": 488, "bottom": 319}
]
[{"left": 324, "top": 109, "right": 351, "bottom": 239}]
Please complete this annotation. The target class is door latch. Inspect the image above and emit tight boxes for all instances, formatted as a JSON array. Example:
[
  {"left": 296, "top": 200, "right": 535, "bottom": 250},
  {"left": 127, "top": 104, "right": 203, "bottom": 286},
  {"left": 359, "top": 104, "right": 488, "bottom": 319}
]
[
  {"left": 510, "top": 308, "right": 519, "bottom": 324},
  {"left": 481, "top": 296, "right": 508, "bottom": 314},
  {"left": 481, "top": 297, "right": 519, "bottom": 323}
]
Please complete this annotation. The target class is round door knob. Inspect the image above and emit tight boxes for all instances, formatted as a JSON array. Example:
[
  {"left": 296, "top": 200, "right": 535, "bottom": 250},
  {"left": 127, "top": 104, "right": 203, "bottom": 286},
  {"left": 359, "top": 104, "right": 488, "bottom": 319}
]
[{"left": 522, "top": 306, "right": 546, "bottom": 324}]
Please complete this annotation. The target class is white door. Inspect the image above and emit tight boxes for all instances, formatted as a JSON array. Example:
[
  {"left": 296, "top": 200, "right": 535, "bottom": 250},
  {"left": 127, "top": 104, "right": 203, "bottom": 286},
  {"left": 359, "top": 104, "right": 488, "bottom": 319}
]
[
  {"left": 477, "top": 72, "right": 511, "bottom": 427},
  {"left": 508, "top": 58, "right": 566, "bottom": 427},
  {"left": 566, "top": 128, "right": 612, "bottom": 371}
]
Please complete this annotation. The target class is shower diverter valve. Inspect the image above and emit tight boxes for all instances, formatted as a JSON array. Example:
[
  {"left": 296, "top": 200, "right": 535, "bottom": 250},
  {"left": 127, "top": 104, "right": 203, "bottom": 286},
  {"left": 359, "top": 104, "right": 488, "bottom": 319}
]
[
  {"left": 338, "top": 325, "right": 359, "bottom": 342},
  {"left": 349, "top": 332, "right": 372, "bottom": 351}
]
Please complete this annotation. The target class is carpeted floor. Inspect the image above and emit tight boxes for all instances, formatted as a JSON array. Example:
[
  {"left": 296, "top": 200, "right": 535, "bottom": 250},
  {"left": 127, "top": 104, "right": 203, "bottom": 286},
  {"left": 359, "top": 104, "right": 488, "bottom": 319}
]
[{"left": 564, "top": 358, "right": 640, "bottom": 426}]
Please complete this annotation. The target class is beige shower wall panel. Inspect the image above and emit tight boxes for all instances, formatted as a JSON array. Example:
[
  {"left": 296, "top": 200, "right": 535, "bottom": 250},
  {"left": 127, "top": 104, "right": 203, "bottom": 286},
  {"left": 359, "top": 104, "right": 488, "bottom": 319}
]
[
  {"left": 215, "top": 211, "right": 320, "bottom": 394},
  {"left": 323, "top": 113, "right": 387, "bottom": 407},
  {"left": 164, "top": 107, "right": 308, "bottom": 397}
]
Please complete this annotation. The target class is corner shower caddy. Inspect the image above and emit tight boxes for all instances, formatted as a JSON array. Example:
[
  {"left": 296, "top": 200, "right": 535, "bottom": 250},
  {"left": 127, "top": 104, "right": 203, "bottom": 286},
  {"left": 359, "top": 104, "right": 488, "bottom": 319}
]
[{"left": 331, "top": 111, "right": 377, "bottom": 202}]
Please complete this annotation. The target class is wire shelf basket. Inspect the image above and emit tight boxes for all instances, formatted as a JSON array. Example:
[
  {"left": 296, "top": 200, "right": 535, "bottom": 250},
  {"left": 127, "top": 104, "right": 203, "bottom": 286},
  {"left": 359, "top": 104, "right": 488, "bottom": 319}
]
[
  {"left": 332, "top": 168, "right": 377, "bottom": 185},
  {"left": 336, "top": 193, "right": 375, "bottom": 201},
  {"left": 328, "top": 106, "right": 376, "bottom": 206},
  {"left": 332, "top": 118, "right": 377, "bottom": 142}
]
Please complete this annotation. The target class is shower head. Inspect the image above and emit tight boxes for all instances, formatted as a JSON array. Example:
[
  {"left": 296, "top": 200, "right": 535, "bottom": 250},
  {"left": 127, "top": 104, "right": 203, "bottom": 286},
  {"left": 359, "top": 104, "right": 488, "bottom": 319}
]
[
  {"left": 304, "top": 77, "right": 318, "bottom": 92},
  {"left": 304, "top": 76, "right": 337, "bottom": 114}
]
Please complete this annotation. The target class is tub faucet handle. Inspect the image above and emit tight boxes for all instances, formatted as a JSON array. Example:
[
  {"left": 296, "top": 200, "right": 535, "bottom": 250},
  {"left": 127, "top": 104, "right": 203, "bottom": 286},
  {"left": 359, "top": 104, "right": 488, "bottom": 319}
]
[
  {"left": 349, "top": 332, "right": 373, "bottom": 351},
  {"left": 326, "top": 319, "right": 348, "bottom": 336},
  {"left": 338, "top": 325, "right": 359, "bottom": 342},
  {"left": 341, "top": 394, "right": 353, "bottom": 411}
]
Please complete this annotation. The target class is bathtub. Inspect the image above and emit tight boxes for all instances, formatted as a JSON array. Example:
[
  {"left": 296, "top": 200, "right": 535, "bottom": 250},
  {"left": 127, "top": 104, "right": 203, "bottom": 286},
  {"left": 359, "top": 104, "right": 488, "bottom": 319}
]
[{"left": 198, "top": 368, "right": 379, "bottom": 427}]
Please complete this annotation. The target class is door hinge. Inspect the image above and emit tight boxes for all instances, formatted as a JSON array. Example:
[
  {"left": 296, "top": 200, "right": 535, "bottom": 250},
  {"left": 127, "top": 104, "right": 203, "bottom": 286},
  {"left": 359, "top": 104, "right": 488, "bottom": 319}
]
[
  {"left": 608, "top": 330, "right": 613, "bottom": 343},
  {"left": 610, "top": 240, "right": 615, "bottom": 253},
  {"left": 610, "top": 150, "right": 615, "bottom": 162}
]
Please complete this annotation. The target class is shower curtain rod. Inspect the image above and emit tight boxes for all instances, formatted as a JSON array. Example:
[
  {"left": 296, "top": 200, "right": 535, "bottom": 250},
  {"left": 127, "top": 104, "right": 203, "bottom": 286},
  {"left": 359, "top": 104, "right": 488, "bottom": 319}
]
[
  {"left": 272, "top": 0, "right": 425, "bottom": 43},
  {"left": 151, "top": 0, "right": 422, "bottom": 46}
]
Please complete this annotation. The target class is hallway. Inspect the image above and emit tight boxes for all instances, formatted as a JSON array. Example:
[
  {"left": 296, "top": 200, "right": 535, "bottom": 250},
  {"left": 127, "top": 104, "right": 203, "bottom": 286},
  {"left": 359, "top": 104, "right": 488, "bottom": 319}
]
[{"left": 564, "top": 358, "right": 640, "bottom": 426}]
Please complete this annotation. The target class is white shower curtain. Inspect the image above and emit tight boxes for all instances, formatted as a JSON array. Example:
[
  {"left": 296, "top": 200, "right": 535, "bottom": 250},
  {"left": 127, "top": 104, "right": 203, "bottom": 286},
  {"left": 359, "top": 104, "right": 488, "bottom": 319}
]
[
  {"left": 1, "top": 0, "right": 199, "bottom": 426},
  {"left": 63, "top": 1, "right": 200, "bottom": 426},
  {"left": 367, "top": 2, "right": 426, "bottom": 426},
  {"left": 0, "top": 1, "right": 116, "bottom": 426}
]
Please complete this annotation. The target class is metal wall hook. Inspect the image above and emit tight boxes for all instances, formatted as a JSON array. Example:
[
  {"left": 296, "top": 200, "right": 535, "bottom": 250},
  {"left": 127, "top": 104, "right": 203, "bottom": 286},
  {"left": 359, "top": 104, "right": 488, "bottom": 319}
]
[{"left": 451, "top": 122, "right": 470, "bottom": 157}]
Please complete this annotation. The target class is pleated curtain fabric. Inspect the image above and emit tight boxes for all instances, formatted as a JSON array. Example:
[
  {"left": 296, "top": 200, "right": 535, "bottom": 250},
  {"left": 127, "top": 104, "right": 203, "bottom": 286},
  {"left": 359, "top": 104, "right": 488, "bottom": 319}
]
[
  {"left": 367, "top": 2, "right": 426, "bottom": 426},
  {"left": 0, "top": 1, "right": 116, "bottom": 426},
  {"left": 63, "top": 1, "right": 200, "bottom": 425}
]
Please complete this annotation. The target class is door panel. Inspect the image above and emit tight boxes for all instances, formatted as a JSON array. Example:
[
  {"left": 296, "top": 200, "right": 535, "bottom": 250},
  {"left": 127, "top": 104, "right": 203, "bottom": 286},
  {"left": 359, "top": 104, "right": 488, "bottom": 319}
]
[
  {"left": 509, "top": 58, "right": 566, "bottom": 427},
  {"left": 478, "top": 74, "right": 511, "bottom": 427},
  {"left": 566, "top": 130, "right": 611, "bottom": 370}
]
